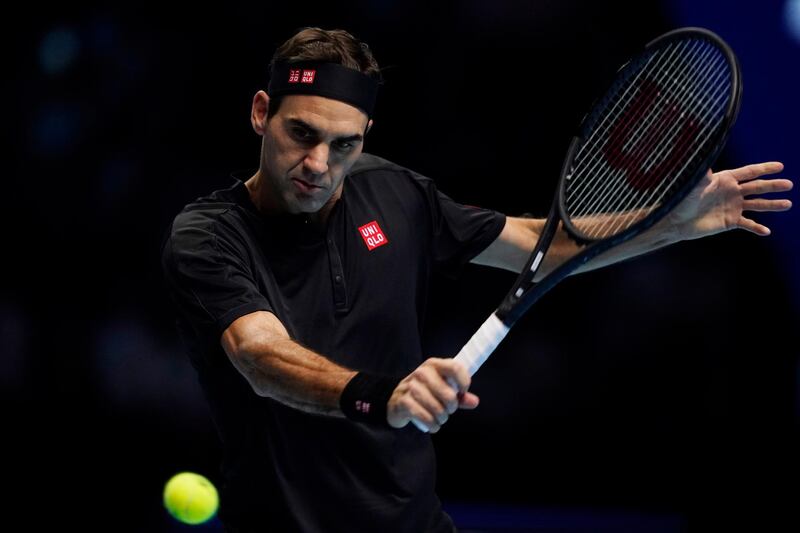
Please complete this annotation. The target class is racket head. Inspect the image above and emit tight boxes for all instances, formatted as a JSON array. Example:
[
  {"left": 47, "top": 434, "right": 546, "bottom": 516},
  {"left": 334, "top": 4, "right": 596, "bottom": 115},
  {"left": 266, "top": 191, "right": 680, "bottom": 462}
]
[{"left": 558, "top": 27, "right": 742, "bottom": 244}]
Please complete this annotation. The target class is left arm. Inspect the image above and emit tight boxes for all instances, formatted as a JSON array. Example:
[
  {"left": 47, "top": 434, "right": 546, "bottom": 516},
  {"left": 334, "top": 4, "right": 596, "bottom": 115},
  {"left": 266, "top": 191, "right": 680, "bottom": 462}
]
[{"left": 472, "top": 162, "right": 793, "bottom": 277}]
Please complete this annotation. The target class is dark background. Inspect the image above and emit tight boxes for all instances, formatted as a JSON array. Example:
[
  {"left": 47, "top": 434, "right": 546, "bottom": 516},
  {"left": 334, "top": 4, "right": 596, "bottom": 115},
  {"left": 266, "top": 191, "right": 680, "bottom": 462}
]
[{"left": 6, "top": 1, "right": 799, "bottom": 531}]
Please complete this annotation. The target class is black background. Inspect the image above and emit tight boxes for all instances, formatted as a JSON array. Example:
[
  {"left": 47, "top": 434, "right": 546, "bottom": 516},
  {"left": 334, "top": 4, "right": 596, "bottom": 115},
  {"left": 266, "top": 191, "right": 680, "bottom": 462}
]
[{"left": 6, "top": 1, "right": 798, "bottom": 531}]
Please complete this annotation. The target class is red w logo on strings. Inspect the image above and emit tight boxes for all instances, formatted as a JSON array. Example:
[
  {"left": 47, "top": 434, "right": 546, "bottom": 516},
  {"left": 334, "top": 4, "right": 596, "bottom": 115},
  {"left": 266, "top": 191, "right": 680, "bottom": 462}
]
[{"left": 602, "top": 78, "right": 700, "bottom": 192}]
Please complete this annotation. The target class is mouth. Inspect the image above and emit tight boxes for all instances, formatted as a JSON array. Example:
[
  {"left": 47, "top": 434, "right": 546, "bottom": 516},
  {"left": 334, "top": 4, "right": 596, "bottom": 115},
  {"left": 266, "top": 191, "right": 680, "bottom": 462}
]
[{"left": 291, "top": 177, "right": 324, "bottom": 194}]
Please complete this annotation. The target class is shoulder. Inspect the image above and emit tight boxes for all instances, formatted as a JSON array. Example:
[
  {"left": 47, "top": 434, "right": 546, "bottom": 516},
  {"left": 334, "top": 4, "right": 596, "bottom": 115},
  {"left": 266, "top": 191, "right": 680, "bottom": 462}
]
[
  {"left": 163, "top": 180, "right": 252, "bottom": 261},
  {"left": 346, "top": 152, "right": 437, "bottom": 197},
  {"left": 171, "top": 182, "right": 241, "bottom": 232},
  {"left": 348, "top": 152, "right": 410, "bottom": 176}
]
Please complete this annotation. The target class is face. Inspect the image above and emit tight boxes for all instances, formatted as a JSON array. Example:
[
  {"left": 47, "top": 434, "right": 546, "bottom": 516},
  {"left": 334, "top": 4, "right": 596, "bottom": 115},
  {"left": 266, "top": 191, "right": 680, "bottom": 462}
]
[{"left": 254, "top": 93, "right": 371, "bottom": 216}]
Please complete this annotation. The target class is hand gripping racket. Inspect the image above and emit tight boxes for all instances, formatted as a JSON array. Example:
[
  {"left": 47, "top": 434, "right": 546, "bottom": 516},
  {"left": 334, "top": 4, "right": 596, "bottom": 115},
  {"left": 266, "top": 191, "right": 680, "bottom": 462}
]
[{"left": 454, "top": 27, "right": 741, "bottom": 396}]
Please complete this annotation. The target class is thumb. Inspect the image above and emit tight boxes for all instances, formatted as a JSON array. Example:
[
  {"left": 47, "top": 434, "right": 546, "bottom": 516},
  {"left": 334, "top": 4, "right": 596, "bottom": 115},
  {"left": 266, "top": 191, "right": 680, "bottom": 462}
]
[{"left": 457, "top": 391, "right": 480, "bottom": 410}]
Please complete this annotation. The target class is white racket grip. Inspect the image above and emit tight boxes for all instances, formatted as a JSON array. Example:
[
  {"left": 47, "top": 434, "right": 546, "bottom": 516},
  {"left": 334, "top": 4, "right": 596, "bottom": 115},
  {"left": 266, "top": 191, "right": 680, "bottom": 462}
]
[
  {"left": 453, "top": 313, "right": 511, "bottom": 376},
  {"left": 411, "top": 314, "right": 510, "bottom": 433}
]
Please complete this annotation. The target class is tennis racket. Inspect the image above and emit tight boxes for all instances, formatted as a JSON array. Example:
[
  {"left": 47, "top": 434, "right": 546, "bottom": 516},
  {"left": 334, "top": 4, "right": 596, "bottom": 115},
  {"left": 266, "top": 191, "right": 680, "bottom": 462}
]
[{"left": 454, "top": 27, "right": 741, "bottom": 400}]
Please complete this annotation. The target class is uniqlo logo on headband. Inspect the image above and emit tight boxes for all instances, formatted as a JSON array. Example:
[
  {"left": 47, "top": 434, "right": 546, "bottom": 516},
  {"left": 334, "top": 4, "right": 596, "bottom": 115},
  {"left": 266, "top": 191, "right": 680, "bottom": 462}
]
[
  {"left": 358, "top": 220, "right": 389, "bottom": 251},
  {"left": 301, "top": 70, "right": 316, "bottom": 83},
  {"left": 288, "top": 69, "right": 315, "bottom": 84}
]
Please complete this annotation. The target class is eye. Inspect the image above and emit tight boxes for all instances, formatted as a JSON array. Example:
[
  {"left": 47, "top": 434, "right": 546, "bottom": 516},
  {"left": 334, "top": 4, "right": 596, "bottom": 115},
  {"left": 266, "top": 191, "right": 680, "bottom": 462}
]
[
  {"left": 290, "top": 127, "right": 314, "bottom": 142},
  {"left": 333, "top": 140, "right": 354, "bottom": 152}
]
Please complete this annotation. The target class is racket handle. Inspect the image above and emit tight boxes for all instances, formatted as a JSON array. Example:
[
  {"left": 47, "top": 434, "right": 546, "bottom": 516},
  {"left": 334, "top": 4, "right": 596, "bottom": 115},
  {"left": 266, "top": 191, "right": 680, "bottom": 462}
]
[
  {"left": 454, "top": 313, "right": 510, "bottom": 376},
  {"left": 411, "top": 313, "right": 510, "bottom": 433}
]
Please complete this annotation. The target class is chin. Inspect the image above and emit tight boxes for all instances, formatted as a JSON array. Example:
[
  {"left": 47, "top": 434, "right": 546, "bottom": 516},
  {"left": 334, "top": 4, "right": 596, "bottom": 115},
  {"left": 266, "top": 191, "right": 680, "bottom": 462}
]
[{"left": 289, "top": 198, "right": 323, "bottom": 214}]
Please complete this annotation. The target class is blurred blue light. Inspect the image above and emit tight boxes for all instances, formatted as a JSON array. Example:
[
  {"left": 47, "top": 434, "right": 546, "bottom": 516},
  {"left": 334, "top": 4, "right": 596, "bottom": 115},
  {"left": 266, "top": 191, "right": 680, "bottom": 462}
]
[
  {"left": 29, "top": 102, "right": 84, "bottom": 157},
  {"left": 664, "top": 0, "right": 800, "bottom": 307},
  {"left": 98, "top": 152, "right": 138, "bottom": 209},
  {"left": 0, "top": 303, "right": 29, "bottom": 392},
  {"left": 444, "top": 503, "right": 685, "bottom": 532},
  {"left": 786, "top": 0, "right": 800, "bottom": 43},
  {"left": 91, "top": 315, "right": 208, "bottom": 421},
  {"left": 86, "top": 13, "right": 119, "bottom": 57},
  {"left": 38, "top": 26, "right": 80, "bottom": 76}
]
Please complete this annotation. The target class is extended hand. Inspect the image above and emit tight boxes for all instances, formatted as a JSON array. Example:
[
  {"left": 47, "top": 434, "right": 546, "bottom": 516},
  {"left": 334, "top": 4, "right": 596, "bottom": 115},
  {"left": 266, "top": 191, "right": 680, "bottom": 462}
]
[
  {"left": 668, "top": 161, "right": 793, "bottom": 240},
  {"left": 386, "top": 358, "right": 479, "bottom": 433}
]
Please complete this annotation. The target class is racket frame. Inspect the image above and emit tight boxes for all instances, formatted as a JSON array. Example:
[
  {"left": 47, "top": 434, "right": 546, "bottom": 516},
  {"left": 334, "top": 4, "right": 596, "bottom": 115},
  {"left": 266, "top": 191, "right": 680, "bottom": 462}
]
[{"left": 498, "top": 27, "right": 742, "bottom": 328}]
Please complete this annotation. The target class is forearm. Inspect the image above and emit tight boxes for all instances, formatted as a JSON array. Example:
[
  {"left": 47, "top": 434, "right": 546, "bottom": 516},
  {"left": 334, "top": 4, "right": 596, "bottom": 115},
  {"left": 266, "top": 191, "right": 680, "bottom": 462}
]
[
  {"left": 222, "top": 313, "right": 478, "bottom": 431},
  {"left": 475, "top": 213, "right": 682, "bottom": 279},
  {"left": 549, "top": 211, "right": 681, "bottom": 277},
  {"left": 234, "top": 335, "right": 356, "bottom": 417},
  {"left": 515, "top": 160, "right": 795, "bottom": 275}
]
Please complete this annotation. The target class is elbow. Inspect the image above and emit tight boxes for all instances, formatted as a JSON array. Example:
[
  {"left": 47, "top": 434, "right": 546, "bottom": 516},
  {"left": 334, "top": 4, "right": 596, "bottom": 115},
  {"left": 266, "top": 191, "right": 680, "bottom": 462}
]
[
  {"left": 226, "top": 338, "right": 277, "bottom": 398},
  {"left": 220, "top": 312, "right": 293, "bottom": 398}
]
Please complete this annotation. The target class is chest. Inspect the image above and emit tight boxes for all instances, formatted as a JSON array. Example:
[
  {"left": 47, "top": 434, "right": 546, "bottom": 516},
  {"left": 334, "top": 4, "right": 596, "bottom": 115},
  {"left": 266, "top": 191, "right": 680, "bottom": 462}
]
[{"left": 253, "top": 188, "right": 432, "bottom": 370}]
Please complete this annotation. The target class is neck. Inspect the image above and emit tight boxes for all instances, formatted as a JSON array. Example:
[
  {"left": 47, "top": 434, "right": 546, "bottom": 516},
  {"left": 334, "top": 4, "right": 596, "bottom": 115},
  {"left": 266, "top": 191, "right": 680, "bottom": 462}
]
[{"left": 245, "top": 171, "right": 340, "bottom": 228}]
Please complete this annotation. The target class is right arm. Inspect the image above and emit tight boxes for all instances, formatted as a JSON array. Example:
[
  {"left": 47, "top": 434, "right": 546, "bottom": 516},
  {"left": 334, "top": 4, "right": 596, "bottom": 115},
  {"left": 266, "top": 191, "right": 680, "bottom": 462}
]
[
  {"left": 220, "top": 310, "right": 356, "bottom": 417},
  {"left": 220, "top": 310, "right": 479, "bottom": 432}
]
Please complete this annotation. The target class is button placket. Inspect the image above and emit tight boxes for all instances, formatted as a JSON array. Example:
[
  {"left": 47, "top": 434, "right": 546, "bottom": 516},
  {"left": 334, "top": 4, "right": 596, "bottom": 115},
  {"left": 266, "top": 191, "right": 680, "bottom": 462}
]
[{"left": 326, "top": 236, "right": 348, "bottom": 311}]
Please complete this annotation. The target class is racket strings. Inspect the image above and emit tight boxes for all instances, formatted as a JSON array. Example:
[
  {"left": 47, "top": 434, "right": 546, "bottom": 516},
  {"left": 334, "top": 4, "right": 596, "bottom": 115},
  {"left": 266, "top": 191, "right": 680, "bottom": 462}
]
[
  {"left": 565, "top": 41, "right": 697, "bottom": 225},
  {"left": 570, "top": 40, "right": 730, "bottom": 236},
  {"left": 599, "top": 80, "right": 729, "bottom": 238},
  {"left": 571, "top": 39, "right": 726, "bottom": 223},
  {"left": 585, "top": 49, "right": 730, "bottom": 238},
  {"left": 565, "top": 40, "right": 688, "bottom": 207},
  {"left": 567, "top": 40, "right": 695, "bottom": 222},
  {"left": 591, "top": 48, "right": 728, "bottom": 232},
  {"left": 570, "top": 39, "right": 716, "bottom": 199},
  {"left": 569, "top": 40, "right": 688, "bottom": 196},
  {"left": 562, "top": 37, "right": 733, "bottom": 239}
]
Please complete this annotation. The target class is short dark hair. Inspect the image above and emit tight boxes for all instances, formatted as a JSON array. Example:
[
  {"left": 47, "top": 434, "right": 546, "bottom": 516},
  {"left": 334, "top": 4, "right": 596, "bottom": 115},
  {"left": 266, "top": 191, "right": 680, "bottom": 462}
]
[{"left": 267, "top": 27, "right": 382, "bottom": 118}]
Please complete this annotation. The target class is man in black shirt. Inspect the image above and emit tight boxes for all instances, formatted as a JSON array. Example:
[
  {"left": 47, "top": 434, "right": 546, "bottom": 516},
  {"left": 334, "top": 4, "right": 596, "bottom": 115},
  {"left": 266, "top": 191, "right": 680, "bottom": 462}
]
[{"left": 161, "top": 27, "right": 792, "bottom": 532}]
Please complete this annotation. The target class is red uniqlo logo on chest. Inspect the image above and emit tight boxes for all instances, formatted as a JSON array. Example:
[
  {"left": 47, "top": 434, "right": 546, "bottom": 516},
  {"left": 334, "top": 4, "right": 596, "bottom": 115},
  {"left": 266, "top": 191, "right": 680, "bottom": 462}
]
[
  {"left": 358, "top": 220, "right": 389, "bottom": 251},
  {"left": 301, "top": 69, "right": 316, "bottom": 83}
]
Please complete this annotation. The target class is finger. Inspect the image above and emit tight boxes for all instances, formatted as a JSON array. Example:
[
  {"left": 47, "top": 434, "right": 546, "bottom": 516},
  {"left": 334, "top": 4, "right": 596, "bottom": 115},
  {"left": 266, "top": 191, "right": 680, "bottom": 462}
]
[
  {"left": 437, "top": 385, "right": 460, "bottom": 415},
  {"left": 449, "top": 360, "right": 471, "bottom": 392},
  {"left": 413, "top": 417, "right": 440, "bottom": 434},
  {"left": 409, "top": 381, "right": 451, "bottom": 424},
  {"left": 742, "top": 198, "right": 793, "bottom": 212},
  {"left": 420, "top": 362, "right": 466, "bottom": 412},
  {"left": 737, "top": 216, "right": 771, "bottom": 236},
  {"left": 392, "top": 383, "right": 433, "bottom": 432},
  {"left": 412, "top": 419, "right": 431, "bottom": 433},
  {"left": 458, "top": 392, "right": 480, "bottom": 410},
  {"left": 417, "top": 365, "right": 460, "bottom": 411},
  {"left": 730, "top": 161, "right": 785, "bottom": 183},
  {"left": 408, "top": 404, "right": 439, "bottom": 433},
  {"left": 428, "top": 358, "right": 471, "bottom": 392},
  {"left": 739, "top": 178, "right": 794, "bottom": 196}
]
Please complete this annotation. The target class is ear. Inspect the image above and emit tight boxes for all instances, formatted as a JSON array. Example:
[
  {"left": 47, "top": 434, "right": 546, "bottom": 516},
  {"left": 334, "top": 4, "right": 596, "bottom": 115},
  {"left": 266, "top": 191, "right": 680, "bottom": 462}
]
[
  {"left": 365, "top": 119, "right": 374, "bottom": 135},
  {"left": 251, "top": 91, "right": 270, "bottom": 135}
]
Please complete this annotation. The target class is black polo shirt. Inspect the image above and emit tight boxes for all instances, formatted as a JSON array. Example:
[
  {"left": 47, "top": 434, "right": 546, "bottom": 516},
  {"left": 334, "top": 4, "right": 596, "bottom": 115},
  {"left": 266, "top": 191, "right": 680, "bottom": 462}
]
[{"left": 161, "top": 153, "right": 506, "bottom": 532}]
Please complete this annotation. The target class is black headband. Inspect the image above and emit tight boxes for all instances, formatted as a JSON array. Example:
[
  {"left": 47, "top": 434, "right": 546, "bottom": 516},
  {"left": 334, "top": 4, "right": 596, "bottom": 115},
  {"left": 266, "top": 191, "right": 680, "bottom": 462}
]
[{"left": 267, "top": 61, "right": 378, "bottom": 117}]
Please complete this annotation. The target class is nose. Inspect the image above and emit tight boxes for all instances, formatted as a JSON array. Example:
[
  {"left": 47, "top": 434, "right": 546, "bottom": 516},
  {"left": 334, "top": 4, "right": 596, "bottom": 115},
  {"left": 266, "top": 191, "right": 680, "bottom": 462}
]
[{"left": 303, "top": 143, "right": 329, "bottom": 175}]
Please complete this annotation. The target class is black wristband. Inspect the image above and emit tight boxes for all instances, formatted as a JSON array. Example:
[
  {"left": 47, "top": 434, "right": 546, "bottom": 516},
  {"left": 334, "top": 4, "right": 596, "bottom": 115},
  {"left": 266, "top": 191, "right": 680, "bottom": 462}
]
[{"left": 340, "top": 372, "right": 400, "bottom": 426}]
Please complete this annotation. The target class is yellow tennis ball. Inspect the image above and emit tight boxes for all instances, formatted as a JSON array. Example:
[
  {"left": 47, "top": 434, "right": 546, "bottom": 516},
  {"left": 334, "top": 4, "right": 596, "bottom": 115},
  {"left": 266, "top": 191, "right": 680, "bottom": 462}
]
[{"left": 163, "top": 472, "right": 219, "bottom": 525}]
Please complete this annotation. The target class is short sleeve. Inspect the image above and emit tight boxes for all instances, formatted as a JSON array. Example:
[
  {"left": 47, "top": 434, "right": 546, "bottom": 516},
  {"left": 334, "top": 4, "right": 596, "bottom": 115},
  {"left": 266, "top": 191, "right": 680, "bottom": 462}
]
[
  {"left": 161, "top": 218, "right": 273, "bottom": 341},
  {"left": 414, "top": 175, "right": 507, "bottom": 278}
]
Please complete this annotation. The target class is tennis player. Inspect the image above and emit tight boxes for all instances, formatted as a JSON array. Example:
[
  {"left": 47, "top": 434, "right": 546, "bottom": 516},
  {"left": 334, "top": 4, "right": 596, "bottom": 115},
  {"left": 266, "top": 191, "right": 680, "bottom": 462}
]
[{"left": 160, "top": 26, "right": 792, "bottom": 533}]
